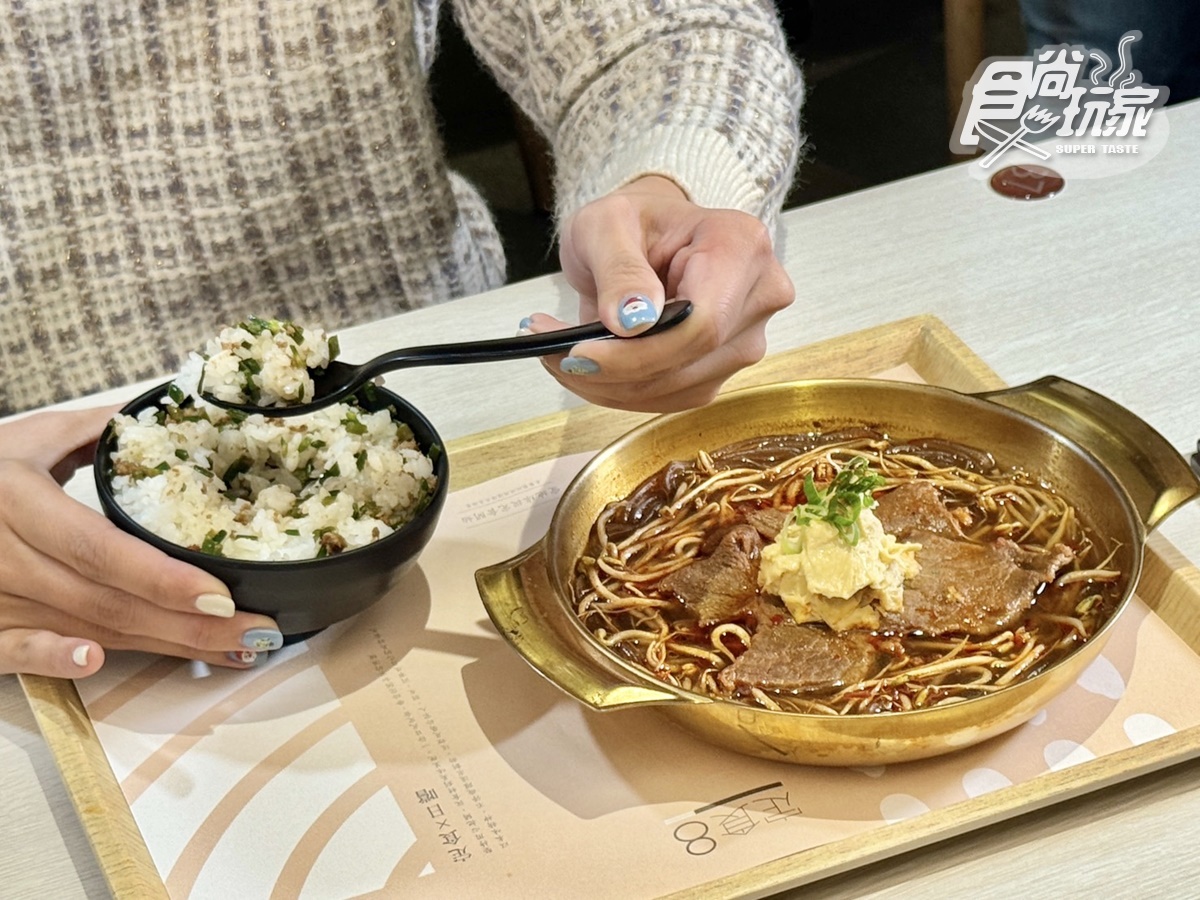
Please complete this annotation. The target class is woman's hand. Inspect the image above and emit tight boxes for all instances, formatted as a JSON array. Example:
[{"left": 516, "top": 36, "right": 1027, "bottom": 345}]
[
  {"left": 532, "top": 175, "right": 795, "bottom": 412},
  {"left": 0, "top": 406, "right": 283, "bottom": 678}
]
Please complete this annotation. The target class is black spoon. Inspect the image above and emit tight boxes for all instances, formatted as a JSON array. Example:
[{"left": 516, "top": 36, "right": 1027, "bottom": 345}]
[{"left": 198, "top": 300, "right": 692, "bottom": 416}]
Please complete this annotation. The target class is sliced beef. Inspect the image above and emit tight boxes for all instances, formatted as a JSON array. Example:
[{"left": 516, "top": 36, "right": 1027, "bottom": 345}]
[
  {"left": 660, "top": 524, "right": 762, "bottom": 625},
  {"left": 872, "top": 480, "right": 1075, "bottom": 636},
  {"left": 718, "top": 624, "right": 880, "bottom": 695},
  {"left": 874, "top": 480, "right": 966, "bottom": 538},
  {"left": 742, "top": 505, "right": 791, "bottom": 541},
  {"left": 744, "top": 592, "right": 791, "bottom": 630},
  {"left": 697, "top": 505, "right": 789, "bottom": 555},
  {"left": 879, "top": 531, "right": 1075, "bottom": 636}
]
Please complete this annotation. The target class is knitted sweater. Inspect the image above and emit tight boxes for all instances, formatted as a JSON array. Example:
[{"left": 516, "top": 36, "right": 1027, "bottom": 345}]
[{"left": 0, "top": 1, "right": 802, "bottom": 415}]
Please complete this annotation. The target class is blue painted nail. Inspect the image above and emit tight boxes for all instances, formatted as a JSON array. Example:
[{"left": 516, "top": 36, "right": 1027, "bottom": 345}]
[
  {"left": 241, "top": 628, "right": 283, "bottom": 651},
  {"left": 518, "top": 316, "right": 533, "bottom": 331},
  {"left": 560, "top": 356, "right": 601, "bottom": 376},
  {"left": 618, "top": 295, "right": 659, "bottom": 331}
]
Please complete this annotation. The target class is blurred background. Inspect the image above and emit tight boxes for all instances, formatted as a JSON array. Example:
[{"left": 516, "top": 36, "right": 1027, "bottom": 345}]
[{"left": 429, "top": 0, "right": 1029, "bottom": 282}]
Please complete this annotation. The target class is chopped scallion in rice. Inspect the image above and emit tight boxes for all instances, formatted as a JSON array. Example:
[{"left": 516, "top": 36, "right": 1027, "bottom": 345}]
[
  {"left": 181, "top": 316, "right": 338, "bottom": 409},
  {"left": 108, "top": 319, "right": 438, "bottom": 561}
]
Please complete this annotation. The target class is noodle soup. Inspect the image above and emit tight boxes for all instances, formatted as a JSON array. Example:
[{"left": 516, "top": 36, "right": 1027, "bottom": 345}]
[{"left": 573, "top": 430, "right": 1123, "bottom": 716}]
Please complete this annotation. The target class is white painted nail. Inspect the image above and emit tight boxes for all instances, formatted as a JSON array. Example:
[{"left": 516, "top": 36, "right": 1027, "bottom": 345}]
[
  {"left": 195, "top": 592, "right": 236, "bottom": 617},
  {"left": 72, "top": 645, "right": 90, "bottom": 667}
]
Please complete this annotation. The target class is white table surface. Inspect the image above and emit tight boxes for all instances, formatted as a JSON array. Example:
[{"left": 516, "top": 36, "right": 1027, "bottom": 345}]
[{"left": 4, "top": 100, "right": 1198, "bottom": 900}]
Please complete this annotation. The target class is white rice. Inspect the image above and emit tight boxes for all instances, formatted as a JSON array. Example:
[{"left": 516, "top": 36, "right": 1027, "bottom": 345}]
[
  {"left": 182, "top": 317, "right": 336, "bottom": 407},
  {"left": 108, "top": 323, "right": 437, "bottom": 562}
]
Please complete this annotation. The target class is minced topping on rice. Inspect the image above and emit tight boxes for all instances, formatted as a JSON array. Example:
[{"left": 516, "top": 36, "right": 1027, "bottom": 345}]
[
  {"left": 108, "top": 320, "right": 437, "bottom": 562},
  {"left": 183, "top": 316, "right": 339, "bottom": 408}
]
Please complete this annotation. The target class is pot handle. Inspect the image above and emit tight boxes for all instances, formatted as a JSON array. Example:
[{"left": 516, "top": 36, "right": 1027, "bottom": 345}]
[
  {"left": 977, "top": 376, "right": 1200, "bottom": 532},
  {"left": 475, "top": 542, "right": 705, "bottom": 711}
]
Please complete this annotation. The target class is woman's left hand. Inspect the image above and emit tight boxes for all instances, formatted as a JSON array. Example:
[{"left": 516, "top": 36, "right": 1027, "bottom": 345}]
[{"left": 530, "top": 175, "right": 795, "bottom": 412}]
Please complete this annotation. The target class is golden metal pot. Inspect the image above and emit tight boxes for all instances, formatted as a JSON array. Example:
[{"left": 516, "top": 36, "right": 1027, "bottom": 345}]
[{"left": 475, "top": 377, "right": 1200, "bottom": 765}]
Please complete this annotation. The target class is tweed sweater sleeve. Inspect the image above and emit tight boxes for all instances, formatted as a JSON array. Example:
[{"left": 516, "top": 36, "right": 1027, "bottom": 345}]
[
  {"left": 0, "top": 1, "right": 504, "bottom": 415},
  {"left": 452, "top": 0, "right": 803, "bottom": 234}
]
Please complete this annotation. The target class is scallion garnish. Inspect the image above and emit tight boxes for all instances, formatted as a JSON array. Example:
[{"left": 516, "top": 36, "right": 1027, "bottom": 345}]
[{"left": 789, "top": 457, "right": 885, "bottom": 545}]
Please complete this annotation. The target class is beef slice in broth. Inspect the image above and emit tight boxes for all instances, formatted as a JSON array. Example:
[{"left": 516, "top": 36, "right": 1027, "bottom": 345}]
[
  {"left": 874, "top": 479, "right": 967, "bottom": 537},
  {"left": 660, "top": 523, "right": 762, "bottom": 625},
  {"left": 874, "top": 477, "right": 1075, "bottom": 637},
  {"left": 879, "top": 532, "right": 1074, "bottom": 636},
  {"left": 718, "top": 624, "right": 880, "bottom": 695},
  {"left": 742, "top": 506, "right": 791, "bottom": 541}
]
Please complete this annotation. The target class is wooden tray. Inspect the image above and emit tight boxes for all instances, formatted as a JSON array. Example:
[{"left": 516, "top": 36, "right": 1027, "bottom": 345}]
[{"left": 21, "top": 315, "right": 1200, "bottom": 898}]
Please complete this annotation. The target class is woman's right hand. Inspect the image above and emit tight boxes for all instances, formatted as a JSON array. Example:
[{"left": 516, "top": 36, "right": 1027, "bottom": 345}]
[{"left": 0, "top": 406, "right": 283, "bottom": 678}]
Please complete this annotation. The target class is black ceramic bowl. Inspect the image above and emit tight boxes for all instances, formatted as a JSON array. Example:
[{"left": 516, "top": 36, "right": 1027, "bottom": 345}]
[{"left": 94, "top": 381, "right": 449, "bottom": 639}]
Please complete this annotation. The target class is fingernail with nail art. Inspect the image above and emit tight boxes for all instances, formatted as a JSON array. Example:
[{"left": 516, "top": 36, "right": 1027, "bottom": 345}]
[
  {"left": 560, "top": 356, "right": 601, "bottom": 376},
  {"left": 241, "top": 628, "right": 283, "bottom": 651},
  {"left": 516, "top": 316, "right": 533, "bottom": 336},
  {"left": 195, "top": 592, "right": 236, "bottom": 617},
  {"left": 227, "top": 649, "right": 258, "bottom": 665},
  {"left": 618, "top": 294, "right": 658, "bottom": 331}
]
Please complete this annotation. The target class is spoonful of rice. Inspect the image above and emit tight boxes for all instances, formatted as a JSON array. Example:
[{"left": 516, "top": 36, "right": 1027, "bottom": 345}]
[{"left": 194, "top": 301, "right": 692, "bottom": 417}]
